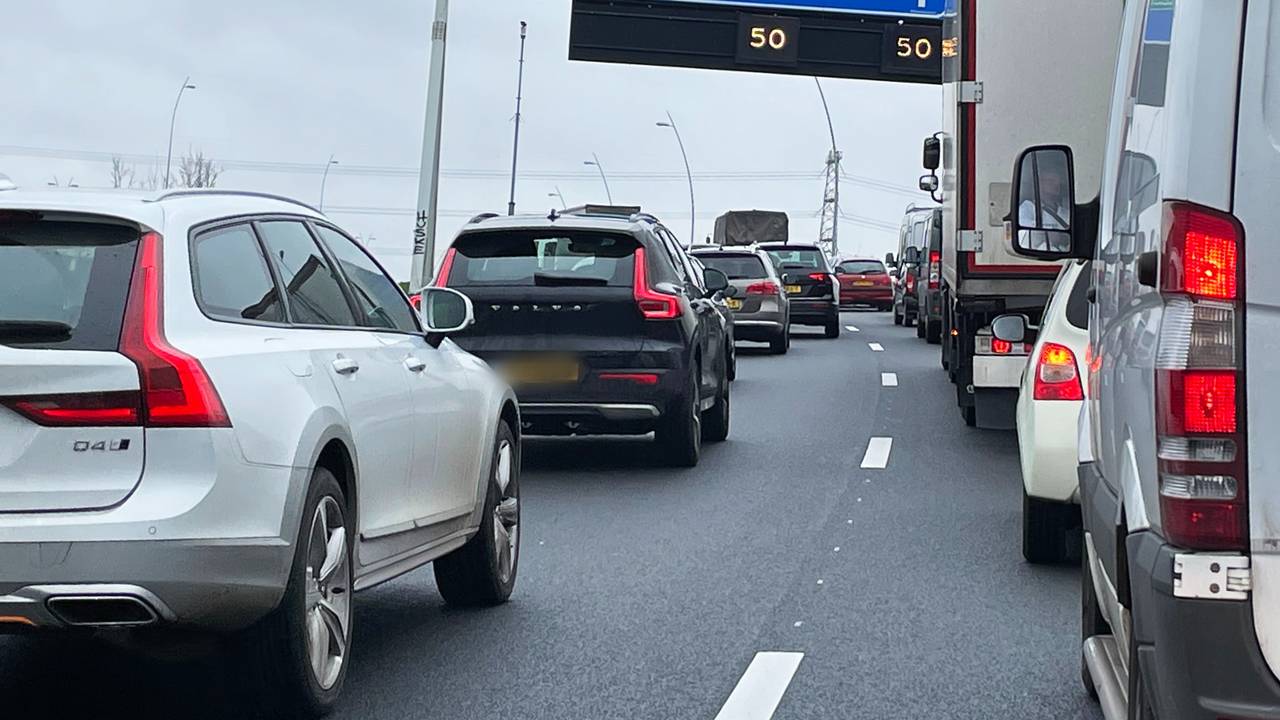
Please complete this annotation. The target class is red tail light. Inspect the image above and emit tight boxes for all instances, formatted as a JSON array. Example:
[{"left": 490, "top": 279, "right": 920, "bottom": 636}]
[
  {"left": 905, "top": 274, "right": 917, "bottom": 293},
  {"left": 929, "top": 251, "right": 941, "bottom": 290},
  {"left": 599, "top": 372, "right": 659, "bottom": 385},
  {"left": 991, "top": 338, "right": 1013, "bottom": 355},
  {"left": 1155, "top": 202, "right": 1245, "bottom": 551},
  {"left": 2, "top": 391, "right": 141, "bottom": 427},
  {"left": 633, "top": 247, "right": 680, "bottom": 320},
  {"left": 120, "top": 232, "right": 231, "bottom": 428},
  {"left": 746, "top": 280, "right": 780, "bottom": 296},
  {"left": 808, "top": 272, "right": 829, "bottom": 282},
  {"left": 409, "top": 293, "right": 422, "bottom": 310},
  {"left": 1033, "top": 343, "right": 1083, "bottom": 401},
  {"left": 434, "top": 248, "right": 458, "bottom": 287}
]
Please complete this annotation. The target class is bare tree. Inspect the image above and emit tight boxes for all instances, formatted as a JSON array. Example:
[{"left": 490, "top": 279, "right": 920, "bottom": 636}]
[
  {"left": 177, "top": 150, "right": 221, "bottom": 188},
  {"left": 109, "top": 156, "right": 135, "bottom": 189},
  {"left": 136, "top": 164, "right": 162, "bottom": 191}
]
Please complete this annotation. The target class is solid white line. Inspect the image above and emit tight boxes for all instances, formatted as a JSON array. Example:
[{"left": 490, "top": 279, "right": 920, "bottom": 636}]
[
  {"left": 714, "top": 652, "right": 805, "bottom": 720},
  {"left": 868, "top": 342, "right": 885, "bottom": 352},
  {"left": 845, "top": 325, "right": 860, "bottom": 332},
  {"left": 881, "top": 373, "right": 898, "bottom": 387},
  {"left": 860, "top": 437, "right": 893, "bottom": 469}
]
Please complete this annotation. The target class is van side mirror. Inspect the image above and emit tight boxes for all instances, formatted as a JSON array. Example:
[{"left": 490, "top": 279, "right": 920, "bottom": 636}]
[
  {"left": 991, "top": 314, "right": 1029, "bottom": 343},
  {"left": 885, "top": 252, "right": 897, "bottom": 267},
  {"left": 1009, "top": 145, "right": 1079, "bottom": 260},
  {"left": 922, "top": 135, "right": 941, "bottom": 171}
]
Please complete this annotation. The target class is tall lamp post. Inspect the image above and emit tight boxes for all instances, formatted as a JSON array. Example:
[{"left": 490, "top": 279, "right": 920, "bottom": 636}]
[
  {"left": 657, "top": 111, "right": 695, "bottom": 248},
  {"left": 583, "top": 154, "right": 613, "bottom": 204},
  {"left": 814, "top": 77, "right": 841, "bottom": 257},
  {"left": 164, "top": 76, "right": 197, "bottom": 189},
  {"left": 507, "top": 21, "right": 528, "bottom": 216},
  {"left": 548, "top": 187, "right": 567, "bottom": 209},
  {"left": 319, "top": 155, "right": 339, "bottom": 211}
]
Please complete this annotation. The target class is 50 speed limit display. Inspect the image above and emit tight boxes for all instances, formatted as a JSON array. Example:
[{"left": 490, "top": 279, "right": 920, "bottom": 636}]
[
  {"left": 880, "top": 24, "right": 940, "bottom": 76},
  {"left": 736, "top": 14, "right": 799, "bottom": 65}
]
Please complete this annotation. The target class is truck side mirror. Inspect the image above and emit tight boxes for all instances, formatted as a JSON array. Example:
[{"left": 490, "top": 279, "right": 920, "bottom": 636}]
[
  {"left": 919, "top": 175, "right": 939, "bottom": 193},
  {"left": 902, "top": 246, "right": 921, "bottom": 265},
  {"left": 922, "top": 136, "right": 941, "bottom": 171},
  {"left": 1009, "top": 145, "right": 1081, "bottom": 261}
]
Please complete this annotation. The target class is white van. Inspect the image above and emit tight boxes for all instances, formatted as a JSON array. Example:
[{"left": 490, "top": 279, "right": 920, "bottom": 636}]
[{"left": 1003, "top": 1, "right": 1280, "bottom": 717}]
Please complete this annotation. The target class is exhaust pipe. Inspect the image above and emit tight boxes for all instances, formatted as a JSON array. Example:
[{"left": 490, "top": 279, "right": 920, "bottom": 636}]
[{"left": 47, "top": 595, "right": 159, "bottom": 627}]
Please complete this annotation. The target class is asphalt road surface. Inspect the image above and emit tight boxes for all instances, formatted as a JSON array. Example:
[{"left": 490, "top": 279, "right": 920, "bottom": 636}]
[{"left": 0, "top": 311, "right": 1103, "bottom": 720}]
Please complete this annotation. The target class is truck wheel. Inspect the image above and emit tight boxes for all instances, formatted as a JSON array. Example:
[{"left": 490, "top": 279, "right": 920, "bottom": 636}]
[
  {"left": 656, "top": 370, "right": 701, "bottom": 467},
  {"left": 961, "top": 404, "right": 976, "bottom": 427},
  {"left": 926, "top": 319, "right": 942, "bottom": 345},
  {"left": 1081, "top": 541, "right": 1108, "bottom": 701},
  {"left": 916, "top": 318, "right": 927, "bottom": 339},
  {"left": 1022, "top": 489, "right": 1071, "bottom": 564},
  {"left": 434, "top": 420, "right": 521, "bottom": 606}
]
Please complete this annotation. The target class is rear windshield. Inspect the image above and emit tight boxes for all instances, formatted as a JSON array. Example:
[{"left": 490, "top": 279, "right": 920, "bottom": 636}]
[
  {"left": 449, "top": 231, "right": 638, "bottom": 287},
  {"left": 837, "top": 260, "right": 886, "bottom": 275},
  {"left": 694, "top": 254, "right": 767, "bottom": 280},
  {"left": 1066, "top": 262, "right": 1091, "bottom": 330},
  {"left": 0, "top": 215, "right": 138, "bottom": 350},
  {"left": 762, "top": 247, "right": 828, "bottom": 271}
]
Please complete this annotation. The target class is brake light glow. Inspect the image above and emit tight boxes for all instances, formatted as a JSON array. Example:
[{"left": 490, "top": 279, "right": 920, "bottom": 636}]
[
  {"left": 632, "top": 247, "right": 680, "bottom": 320},
  {"left": 1155, "top": 202, "right": 1245, "bottom": 551},
  {"left": 1033, "top": 343, "right": 1083, "bottom": 401},
  {"left": 433, "top": 248, "right": 457, "bottom": 287},
  {"left": 746, "top": 280, "right": 780, "bottom": 296},
  {"left": 120, "top": 232, "right": 231, "bottom": 428},
  {"left": 991, "top": 338, "right": 1012, "bottom": 355},
  {"left": 599, "top": 372, "right": 659, "bottom": 385},
  {"left": 2, "top": 391, "right": 141, "bottom": 427},
  {"left": 929, "top": 251, "right": 941, "bottom": 290}
]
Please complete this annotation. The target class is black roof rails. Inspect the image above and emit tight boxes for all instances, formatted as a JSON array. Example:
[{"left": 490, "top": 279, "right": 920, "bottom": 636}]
[{"left": 468, "top": 212, "right": 501, "bottom": 224}]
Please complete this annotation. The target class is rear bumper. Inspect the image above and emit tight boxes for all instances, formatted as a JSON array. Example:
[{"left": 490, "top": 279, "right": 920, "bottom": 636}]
[
  {"left": 840, "top": 289, "right": 892, "bottom": 307},
  {"left": 733, "top": 319, "right": 786, "bottom": 341},
  {"left": 1126, "top": 530, "right": 1280, "bottom": 719},
  {"left": 788, "top": 299, "right": 838, "bottom": 325},
  {"left": 973, "top": 354, "right": 1027, "bottom": 388}
]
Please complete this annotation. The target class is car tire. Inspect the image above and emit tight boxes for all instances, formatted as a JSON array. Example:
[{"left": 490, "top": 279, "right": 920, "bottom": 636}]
[
  {"left": 1081, "top": 541, "right": 1108, "bottom": 702},
  {"left": 726, "top": 342, "right": 737, "bottom": 382},
  {"left": 701, "top": 379, "right": 730, "bottom": 443},
  {"left": 926, "top": 319, "right": 942, "bottom": 345},
  {"left": 656, "top": 370, "right": 701, "bottom": 467},
  {"left": 824, "top": 319, "right": 841, "bottom": 339},
  {"left": 916, "top": 318, "right": 927, "bottom": 339},
  {"left": 1023, "top": 488, "right": 1071, "bottom": 564},
  {"left": 434, "top": 419, "right": 520, "bottom": 606},
  {"left": 235, "top": 466, "right": 353, "bottom": 719},
  {"left": 893, "top": 303, "right": 904, "bottom": 326},
  {"left": 770, "top": 330, "right": 789, "bottom": 355}
]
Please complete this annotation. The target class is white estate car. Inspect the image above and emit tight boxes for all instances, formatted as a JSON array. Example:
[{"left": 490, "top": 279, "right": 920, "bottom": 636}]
[
  {"left": 995, "top": 261, "right": 1090, "bottom": 564},
  {"left": 0, "top": 188, "right": 520, "bottom": 717}
]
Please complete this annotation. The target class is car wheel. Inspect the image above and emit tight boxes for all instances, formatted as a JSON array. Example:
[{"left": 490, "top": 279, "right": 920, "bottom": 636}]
[
  {"left": 1081, "top": 541, "right": 1108, "bottom": 701},
  {"left": 726, "top": 343, "right": 737, "bottom": 382},
  {"left": 916, "top": 317, "right": 927, "bottom": 339},
  {"left": 435, "top": 420, "right": 520, "bottom": 606},
  {"left": 893, "top": 303, "right": 904, "bottom": 326},
  {"left": 656, "top": 369, "right": 701, "bottom": 467},
  {"left": 1023, "top": 488, "right": 1071, "bottom": 564},
  {"left": 770, "top": 330, "right": 789, "bottom": 355},
  {"left": 824, "top": 319, "right": 841, "bottom": 339},
  {"left": 702, "top": 379, "right": 730, "bottom": 442},
  {"left": 236, "top": 466, "right": 353, "bottom": 718},
  {"left": 926, "top": 319, "right": 942, "bottom": 345}
]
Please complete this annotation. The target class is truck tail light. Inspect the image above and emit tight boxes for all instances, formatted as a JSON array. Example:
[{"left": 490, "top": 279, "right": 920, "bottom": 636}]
[
  {"left": 632, "top": 247, "right": 680, "bottom": 320},
  {"left": 1033, "top": 343, "right": 1083, "bottom": 401},
  {"left": 976, "top": 335, "right": 1029, "bottom": 356},
  {"left": 1156, "top": 202, "right": 1245, "bottom": 551},
  {"left": 929, "top": 251, "right": 941, "bottom": 290}
]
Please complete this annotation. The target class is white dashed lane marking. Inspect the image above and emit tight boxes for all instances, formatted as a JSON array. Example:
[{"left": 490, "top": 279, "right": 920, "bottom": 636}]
[
  {"left": 845, "top": 325, "right": 860, "bottom": 332},
  {"left": 860, "top": 437, "right": 893, "bottom": 469},
  {"left": 881, "top": 373, "right": 898, "bottom": 387},
  {"left": 714, "top": 652, "right": 805, "bottom": 720},
  {"left": 868, "top": 343, "right": 884, "bottom": 352}
]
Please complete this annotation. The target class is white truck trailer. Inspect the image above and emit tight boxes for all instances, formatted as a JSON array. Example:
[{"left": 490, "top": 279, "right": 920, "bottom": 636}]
[{"left": 919, "top": 0, "right": 1121, "bottom": 428}]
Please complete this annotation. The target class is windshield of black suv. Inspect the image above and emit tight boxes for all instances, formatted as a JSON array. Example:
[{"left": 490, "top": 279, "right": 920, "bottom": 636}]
[
  {"left": 448, "top": 230, "right": 639, "bottom": 287},
  {"left": 694, "top": 253, "right": 768, "bottom": 280}
]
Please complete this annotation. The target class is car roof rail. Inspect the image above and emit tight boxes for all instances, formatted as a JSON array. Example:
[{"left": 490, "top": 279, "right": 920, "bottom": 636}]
[
  {"left": 151, "top": 189, "right": 321, "bottom": 213},
  {"left": 468, "top": 212, "right": 501, "bottom": 224},
  {"left": 628, "top": 212, "right": 662, "bottom": 225}
]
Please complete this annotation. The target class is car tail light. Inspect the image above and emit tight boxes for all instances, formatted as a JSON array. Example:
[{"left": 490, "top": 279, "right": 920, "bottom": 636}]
[
  {"left": 1033, "top": 343, "right": 1083, "bottom": 401},
  {"left": 976, "top": 335, "right": 1030, "bottom": 356},
  {"left": 1, "top": 391, "right": 141, "bottom": 427},
  {"left": 1155, "top": 202, "right": 1245, "bottom": 551},
  {"left": 433, "top": 248, "right": 457, "bottom": 287},
  {"left": 408, "top": 293, "right": 422, "bottom": 310},
  {"left": 929, "top": 251, "right": 941, "bottom": 290},
  {"left": 599, "top": 372, "right": 659, "bottom": 385},
  {"left": 632, "top": 247, "right": 680, "bottom": 320},
  {"left": 746, "top": 280, "right": 780, "bottom": 296},
  {"left": 809, "top": 272, "right": 829, "bottom": 283},
  {"left": 119, "top": 232, "right": 231, "bottom": 428}
]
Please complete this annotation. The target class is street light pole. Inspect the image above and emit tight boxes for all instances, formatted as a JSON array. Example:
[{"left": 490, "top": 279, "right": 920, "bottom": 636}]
[
  {"left": 584, "top": 154, "right": 613, "bottom": 204},
  {"left": 319, "top": 155, "right": 339, "bottom": 211},
  {"left": 548, "top": 187, "right": 567, "bottom": 209},
  {"left": 164, "top": 76, "right": 196, "bottom": 189},
  {"left": 814, "top": 78, "right": 841, "bottom": 257},
  {"left": 657, "top": 112, "right": 695, "bottom": 248},
  {"left": 411, "top": 0, "right": 450, "bottom": 292},
  {"left": 507, "top": 21, "right": 528, "bottom": 216}
]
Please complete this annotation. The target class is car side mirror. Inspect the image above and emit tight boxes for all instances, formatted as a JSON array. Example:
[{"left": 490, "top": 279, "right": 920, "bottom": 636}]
[
  {"left": 903, "top": 247, "right": 921, "bottom": 265},
  {"left": 703, "top": 267, "right": 730, "bottom": 295},
  {"left": 922, "top": 135, "right": 941, "bottom": 171},
  {"left": 1010, "top": 145, "right": 1079, "bottom": 261},
  {"left": 420, "top": 287, "right": 474, "bottom": 348},
  {"left": 722, "top": 285, "right": 741, "bottom": 298},
  {"left": 991, "top": 314, "right": 1029, "bottom": 343}
]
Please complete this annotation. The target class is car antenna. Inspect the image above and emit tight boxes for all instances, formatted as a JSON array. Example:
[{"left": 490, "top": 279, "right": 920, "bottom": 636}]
[{"left": 548, "top": 208, "right": 559, "bottom": 221}]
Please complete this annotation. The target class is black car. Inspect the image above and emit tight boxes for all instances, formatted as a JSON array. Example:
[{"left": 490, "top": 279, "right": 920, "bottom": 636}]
[
  {"left": 437, "top": 209, "right": 734, "bottom": 467},
  {"left": 758, "top": 243, "right": 840, "bottom": 338}
]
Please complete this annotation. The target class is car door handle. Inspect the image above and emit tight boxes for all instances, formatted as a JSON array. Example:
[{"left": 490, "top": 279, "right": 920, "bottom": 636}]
[
  {"left": 404, "top": 356, "right": 426, "bottom": 373},
  {"left": 332, "top": 357, "right": 360, "bottom": 375}
]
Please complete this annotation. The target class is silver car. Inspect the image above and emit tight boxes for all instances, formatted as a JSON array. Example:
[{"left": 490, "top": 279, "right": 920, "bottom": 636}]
[{"left": 691, "top": 247, "right": 790, "bottom": 355}]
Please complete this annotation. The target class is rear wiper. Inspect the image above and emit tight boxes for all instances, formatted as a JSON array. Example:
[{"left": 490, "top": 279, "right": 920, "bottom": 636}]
[
  {"left": 0, "top": 320, "right": 73, "bottom": 342},
  {"left": 533, "top": 273, "right": 609, "bottom": 287}
]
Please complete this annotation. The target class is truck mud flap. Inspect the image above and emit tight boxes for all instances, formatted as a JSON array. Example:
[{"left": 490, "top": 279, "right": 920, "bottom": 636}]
[{"left": 974, "top": 388, "right": 1017, "bottom": 430}]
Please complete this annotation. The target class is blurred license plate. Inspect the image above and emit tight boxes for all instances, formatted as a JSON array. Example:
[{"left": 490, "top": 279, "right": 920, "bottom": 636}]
[
  {"left": 785, "top": 284, "right": 802, "bottom": 294},
  {"left": 854, "top": 281, "right": 874, "bottom": 286},
  {"left": 726, "top": 298, "right": 743, "bottom": 310},
  {"left": 503, "top": 357, "right": 580, "bottom": 385}
]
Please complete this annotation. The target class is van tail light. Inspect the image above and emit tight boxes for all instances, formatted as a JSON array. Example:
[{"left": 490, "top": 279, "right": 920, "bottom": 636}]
[
  {"left": 746, "top": 280, "right": 780, "bottom": 296},
  {"left": 905, "top": 274, "right": 917, "bottom": 293},
  {"left": 120, "top": 232, "right": 231, "bottom": 428},
  {"left": 929, "top": 251, "right": 941, "bottom": 290},
  {"left": 433, "top": 248, "right": 457, "bottom": 287},
  {"left": 1, "top": 391, "right": 141, "bottom": 427},
  {"left": 632, "top": 247, "right": 680, "bottom": 320},
  {"left": 1156, "top": 202, "right": 1245, "bottom": 551},
  {"left": 1033, "top": 343, "right": 1084, "bottom": 401}
]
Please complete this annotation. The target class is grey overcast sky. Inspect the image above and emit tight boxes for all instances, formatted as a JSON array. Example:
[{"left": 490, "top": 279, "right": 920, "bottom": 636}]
[{"left": 1, "top": 0, "right": 941, "bottom": 281}]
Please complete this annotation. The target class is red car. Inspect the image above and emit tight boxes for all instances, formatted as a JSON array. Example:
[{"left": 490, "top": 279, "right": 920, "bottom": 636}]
[{"left": 835, "top": 258, "right": 892, "bottom": 310}]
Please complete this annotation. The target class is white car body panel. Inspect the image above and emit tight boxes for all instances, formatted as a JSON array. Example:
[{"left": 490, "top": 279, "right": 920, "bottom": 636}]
[{"left": 972, "top": 354, "right": 1025, "bottom": 388}]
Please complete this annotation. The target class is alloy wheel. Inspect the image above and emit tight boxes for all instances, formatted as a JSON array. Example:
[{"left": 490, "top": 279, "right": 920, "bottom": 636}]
[
  {"left": 492, "top": 439, "right": 520, "bottom": 585},
  {"left": 304, "top": 495, "right": 351, "bottom": 691}
]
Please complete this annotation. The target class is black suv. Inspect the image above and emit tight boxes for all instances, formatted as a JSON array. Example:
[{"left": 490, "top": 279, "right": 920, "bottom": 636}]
[
  {"left": 437, "top": 209, "right": 734, "bottom": 467},
  {"left": 758, "top": 243, "right": 840, "bottom": 338}
]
